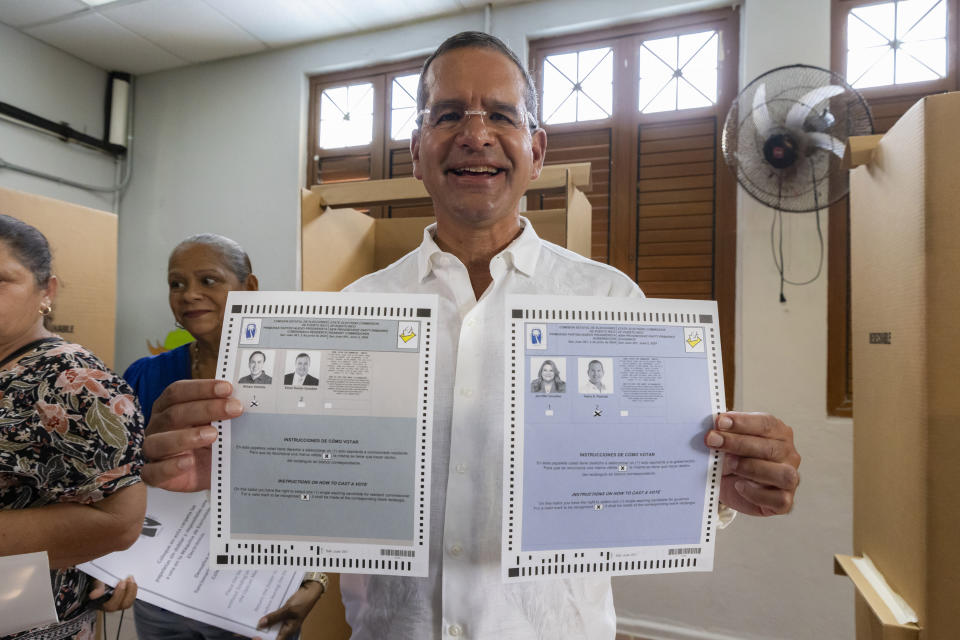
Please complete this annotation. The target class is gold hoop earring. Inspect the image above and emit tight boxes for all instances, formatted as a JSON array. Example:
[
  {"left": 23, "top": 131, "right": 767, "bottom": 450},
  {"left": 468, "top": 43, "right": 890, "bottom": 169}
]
[{"left": 39, "top": 303, "right": 52, "bottom": 316}]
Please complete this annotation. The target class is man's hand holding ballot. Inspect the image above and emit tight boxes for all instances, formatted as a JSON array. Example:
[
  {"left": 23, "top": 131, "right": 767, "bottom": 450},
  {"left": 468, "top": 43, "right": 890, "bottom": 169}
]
[
  {"left": 708, "top": 412, "right": 801, "bottom": 517},
  {"left": 141, "top": 379, "right": 239, "bottom": 492}
]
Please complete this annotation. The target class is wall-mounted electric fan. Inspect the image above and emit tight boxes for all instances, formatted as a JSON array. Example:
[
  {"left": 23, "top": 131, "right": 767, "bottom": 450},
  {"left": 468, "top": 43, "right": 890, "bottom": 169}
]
[{"left": 721, "top": 64, "right": 873, "bottom": 300}]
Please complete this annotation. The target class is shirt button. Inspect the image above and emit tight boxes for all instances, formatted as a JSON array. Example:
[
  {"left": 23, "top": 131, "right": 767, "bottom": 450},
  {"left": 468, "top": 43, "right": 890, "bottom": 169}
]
[
  {"left": 448, "top": 624, "right": 463, "bottom": 636},
  {"left": 455, "top": 463, "right": 467, "bottom": 474},
  {"left": 449, "top": 543, "right": 463, "bottom": 557},
  {"left": 460, "top": 388, "right": 473, "bottom": 398}
]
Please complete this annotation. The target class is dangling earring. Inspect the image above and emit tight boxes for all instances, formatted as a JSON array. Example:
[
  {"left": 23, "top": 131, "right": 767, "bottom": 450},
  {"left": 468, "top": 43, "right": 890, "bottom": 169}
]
[
  {"left": 39, "top": 302, "right": 52, "bottom": 316},
  {"left": 175, "top": 319, "right": 185, "bottom": 329}
]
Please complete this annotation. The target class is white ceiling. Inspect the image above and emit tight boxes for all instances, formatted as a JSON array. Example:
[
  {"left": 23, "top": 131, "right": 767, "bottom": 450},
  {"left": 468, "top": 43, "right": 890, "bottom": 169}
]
[{"left": 0, "top": 0, "right": 524, "bottom": 75}]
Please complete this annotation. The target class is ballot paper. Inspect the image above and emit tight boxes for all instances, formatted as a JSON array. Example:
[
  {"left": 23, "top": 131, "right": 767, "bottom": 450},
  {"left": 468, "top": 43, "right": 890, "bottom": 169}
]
[
  {"left": 503, "top": 295, "right": 725, "bottom": 581},
  {"left": 211, "top": 291, "right": 437, "bottom": 577},
  {"left": 0, "top": 551, "right": 58, "bottom": 637},
  {"left": 80, "top": 488, "right": 299, "bottom": 640}
]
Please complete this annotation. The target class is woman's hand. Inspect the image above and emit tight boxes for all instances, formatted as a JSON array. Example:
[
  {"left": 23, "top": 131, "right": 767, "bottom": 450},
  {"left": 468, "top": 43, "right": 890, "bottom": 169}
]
[
  {"left": 89, "top": 576, "right": 137, "bottom": 611},
  {"left": 254, "top": 580, "right": 324, "bottom": 640}
]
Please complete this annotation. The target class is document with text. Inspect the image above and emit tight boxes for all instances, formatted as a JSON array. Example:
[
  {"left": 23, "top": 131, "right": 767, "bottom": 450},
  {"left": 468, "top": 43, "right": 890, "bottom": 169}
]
[
  {"left": 211, "top": 291, "right": 437, "bottom": 577},
  {"left": 503, "top": 295, "right": 724, "bottom": 581},
  {"left": 81, "top": 488, "right": 299, "bottom": 640}
]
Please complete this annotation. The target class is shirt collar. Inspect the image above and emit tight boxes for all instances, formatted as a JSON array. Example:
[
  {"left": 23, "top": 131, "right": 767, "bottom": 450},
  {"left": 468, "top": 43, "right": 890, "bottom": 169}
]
[{"left": 416, "top": 216, "right": 542, "bottom": 282}]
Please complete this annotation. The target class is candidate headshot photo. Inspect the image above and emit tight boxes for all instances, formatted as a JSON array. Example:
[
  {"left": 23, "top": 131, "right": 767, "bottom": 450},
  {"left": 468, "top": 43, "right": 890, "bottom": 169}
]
[
  {"left": 530, "top": 358, "right": 565, "bottom": 394},
  {"left": 237, "top": 349, "right": 273, "bottom": 385},
  {"left": 578, "top": 357, "right": 613, "bottom": 394},
  {"left": 283, "top": 351, "right": 320, "bottom": 387}
]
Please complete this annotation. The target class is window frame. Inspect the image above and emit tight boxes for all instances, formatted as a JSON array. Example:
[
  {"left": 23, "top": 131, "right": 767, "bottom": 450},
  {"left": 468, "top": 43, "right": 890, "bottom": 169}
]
[
  {"left": 306, "top": 57, "right": 426, "bottom": 188},
  {"left": 827, "top": 0, "right": 959, "bottom": 417},
  {"left": 530, "top": 7, "right": 739, "bottom": 409}
]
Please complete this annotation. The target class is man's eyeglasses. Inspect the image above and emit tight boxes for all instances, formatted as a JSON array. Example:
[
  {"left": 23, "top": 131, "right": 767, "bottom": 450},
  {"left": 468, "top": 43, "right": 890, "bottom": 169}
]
[{"left": 416, "top": 105, "right": 538, "bottom": 132}]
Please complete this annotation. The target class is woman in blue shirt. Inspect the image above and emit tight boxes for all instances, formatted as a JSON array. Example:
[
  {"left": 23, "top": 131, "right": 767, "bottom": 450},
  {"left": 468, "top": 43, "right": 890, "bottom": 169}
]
[{"left": 124, "top": 234, "right": 324, "bottom": 640}]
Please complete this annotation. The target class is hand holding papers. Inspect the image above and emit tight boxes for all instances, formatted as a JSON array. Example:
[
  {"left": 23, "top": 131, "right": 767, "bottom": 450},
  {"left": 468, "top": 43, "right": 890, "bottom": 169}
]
[
  {"left": 211, "top": 292, "right": 437, "bottom": 577},
  {"left": 81, "top": 488, "right": 299, "bottom": 640},
  {"left": 708, "top": 411, "right": 801, "bottom": 516},
  {"left": 503, "top": 296, "right": 725, "bottom": 581}
]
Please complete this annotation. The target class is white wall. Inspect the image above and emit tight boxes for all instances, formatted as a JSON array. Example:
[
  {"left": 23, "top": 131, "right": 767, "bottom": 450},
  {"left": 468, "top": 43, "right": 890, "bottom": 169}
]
[
  {"left": 117, "top": 0, "right": 855, "bottom": 638},
  {"left": 0, "top": 21, "right": 118, "bottom": 211}
]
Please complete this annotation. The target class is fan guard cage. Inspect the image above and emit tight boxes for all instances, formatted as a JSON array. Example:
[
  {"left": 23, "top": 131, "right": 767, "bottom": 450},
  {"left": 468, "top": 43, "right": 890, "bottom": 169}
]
[{"left": 722, "top": 64, "right": 873, "bottom": 212}]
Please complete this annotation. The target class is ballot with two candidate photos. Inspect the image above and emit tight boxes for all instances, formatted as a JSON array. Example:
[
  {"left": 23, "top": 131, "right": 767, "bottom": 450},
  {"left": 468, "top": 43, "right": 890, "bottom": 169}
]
[
  {"left": 211, "top": 291, "right": 437, "bottom": 577},
  {"left": 503, "top": 295, "right": 725, "bottom": 581}
]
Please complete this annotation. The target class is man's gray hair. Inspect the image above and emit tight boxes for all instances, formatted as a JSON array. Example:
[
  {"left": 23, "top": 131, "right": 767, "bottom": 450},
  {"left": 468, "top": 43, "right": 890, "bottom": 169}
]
[
  {"left": 416, "top": 31, "right": 539, "bottom": 130},
  {"left": 171, "top": 233, "right": 253, "bottom": 282}
]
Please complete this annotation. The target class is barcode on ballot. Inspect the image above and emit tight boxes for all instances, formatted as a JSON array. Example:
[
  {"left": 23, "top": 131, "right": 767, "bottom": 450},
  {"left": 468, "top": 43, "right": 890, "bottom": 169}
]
[
  {"left": 668, "top": 547, "right": 701, "bottom": 556},
  {"left": 380, "top": 549, "right": 416, "bottom": 557}
]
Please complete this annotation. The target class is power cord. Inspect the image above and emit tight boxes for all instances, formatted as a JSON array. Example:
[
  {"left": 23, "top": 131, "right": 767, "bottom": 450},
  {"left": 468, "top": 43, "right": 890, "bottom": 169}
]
[{"left": 770, "top": 158, "right": 825, "bottom": 302}]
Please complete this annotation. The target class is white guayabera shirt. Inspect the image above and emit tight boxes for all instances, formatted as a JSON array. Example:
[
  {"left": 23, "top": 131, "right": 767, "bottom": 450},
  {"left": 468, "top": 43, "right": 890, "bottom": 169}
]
[{"left": 343, "top": 219, "right": 643, "bottom": 639}]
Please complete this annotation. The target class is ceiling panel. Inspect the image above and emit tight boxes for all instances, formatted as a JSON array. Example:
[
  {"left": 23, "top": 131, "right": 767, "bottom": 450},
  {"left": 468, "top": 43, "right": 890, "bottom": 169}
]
[
  {"left": 0, "top": 0, "right": 86, "bottom": 28},
  {"left": 2, "top": 0, "right": 534, "bottom": 75},
  {"left": 201, "top": 0, "right": 356, "bottom": 47},
  {"left": 102, "top": 0, "right": 266, "bottom": 63},
  {"left": 25, "top": 11, "right": 187, "bottom": 74},
  {"left": 323, "top": 0, "right": 461, "bottom": 31}
]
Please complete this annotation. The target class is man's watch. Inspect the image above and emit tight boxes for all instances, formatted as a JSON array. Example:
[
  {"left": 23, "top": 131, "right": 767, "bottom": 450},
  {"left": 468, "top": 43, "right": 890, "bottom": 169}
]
[{"left": 301, "top": 571, "right": 328, "bottom": 594}]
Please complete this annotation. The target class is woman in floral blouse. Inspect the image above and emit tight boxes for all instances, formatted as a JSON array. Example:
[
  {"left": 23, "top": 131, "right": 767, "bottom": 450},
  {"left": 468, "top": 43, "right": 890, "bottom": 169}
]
[{"left": 0, "top": 214, "right": 146, "bottom": 639}]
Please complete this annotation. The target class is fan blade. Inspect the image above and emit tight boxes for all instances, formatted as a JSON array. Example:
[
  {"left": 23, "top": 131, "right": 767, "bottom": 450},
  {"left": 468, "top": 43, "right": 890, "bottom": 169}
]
[
  {"left": 751, "top": 83, "right": 773, "bottom": 137},
  {"left": 785, "top": 85, "right": 845, "bottom": 130},
  {"left": 807, "top": 132, "right": 846, "bottom": 159}
]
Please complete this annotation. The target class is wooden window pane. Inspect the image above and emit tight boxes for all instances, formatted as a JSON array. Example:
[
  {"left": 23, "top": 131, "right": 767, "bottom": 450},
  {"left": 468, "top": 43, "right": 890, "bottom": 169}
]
[
  {"left": 639, "top": 31, "right": 718, "bottom": 113},
  {"left": 542, "top": 47, "right": 613, "bottom": 124},
  {"left": 847, "top": 0, "right": 948, "bottom": 88},
  {"left": 390, "top": 73, "right": 419, "bottom": 141},
  {"left": 320, "top": 82, "right": 374, "bottom": 149}
]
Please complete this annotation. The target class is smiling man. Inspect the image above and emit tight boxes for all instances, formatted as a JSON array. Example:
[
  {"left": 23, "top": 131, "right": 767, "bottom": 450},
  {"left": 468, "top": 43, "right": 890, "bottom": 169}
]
[
  {"left": 237, "top": 350, "right": 272, "bottom": 385},
  {"left": 141, "top": 31, "right": 802, "bottom": 640}
]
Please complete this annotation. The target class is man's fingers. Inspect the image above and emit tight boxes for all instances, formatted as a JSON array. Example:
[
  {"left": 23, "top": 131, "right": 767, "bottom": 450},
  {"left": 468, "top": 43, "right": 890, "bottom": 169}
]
[
  {"left": 725, "top": 455, "right": 800, "bottom": 492},
  {"left": 715, "top": 412, "right": 793, "bottom": 442},
  {"left": 143, "top": 426, "right": 218, "bottom": 461},
  {"left": 149, "top": 396, "right": 242, "bottom": 437},
  {"left": 734, "top": 479, "right": 795, "bottom": 515},
  {"left": 707, "top": 431, "right": 800, "bottom": 466},
  {"left": 141, "top": 453, "right": 211, "bottom": 491}
]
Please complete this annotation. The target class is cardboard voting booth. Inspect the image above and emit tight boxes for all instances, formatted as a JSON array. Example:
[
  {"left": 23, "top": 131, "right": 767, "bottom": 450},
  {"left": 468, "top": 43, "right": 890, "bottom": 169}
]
[
  {"left": 0, "top": 187, "right": 118, "bottom": 367},
  {"left": 301, "top": 162, "right": 593, "bottom": 291},
  {"left": 837, "top": 91, "right": 960, "bottom": 640}
]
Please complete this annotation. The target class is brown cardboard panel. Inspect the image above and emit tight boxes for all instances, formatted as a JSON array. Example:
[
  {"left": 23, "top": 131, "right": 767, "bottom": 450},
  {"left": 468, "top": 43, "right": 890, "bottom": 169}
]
[
  {"left": 854, "top": 595, "right": 919, "bottom": 640},
  {"left": 848, "top": 91, "right": 960, "bottom": 640},
  {"left": 919, "top": 92, "right": 960, "bottom": 639},
  {"left": 310, "top": 162, "right": 593, "bottom": 208},
  {"left": 302, "top": 206, "right": 376, "bottom": 292},
  {"left": 372, "top": 216, "right": 433, "bottom": 270},
  {"left": 834, "top": 555, "right": 920, "bottom": 640},
  {"left": 845, "top": 134, "right": 884, "bottom": 169},
  {"left": 565, "top": 180, "right": 593, "bottom": 258},
  {"left": 850, "top": 96, "right": 928, "bottom": 617},
  {"left": 303, "top": 164, "right": 594, "bottom": 292},
  {"left": 0, "top": 187, "right": 117, "bottom": 367}
]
